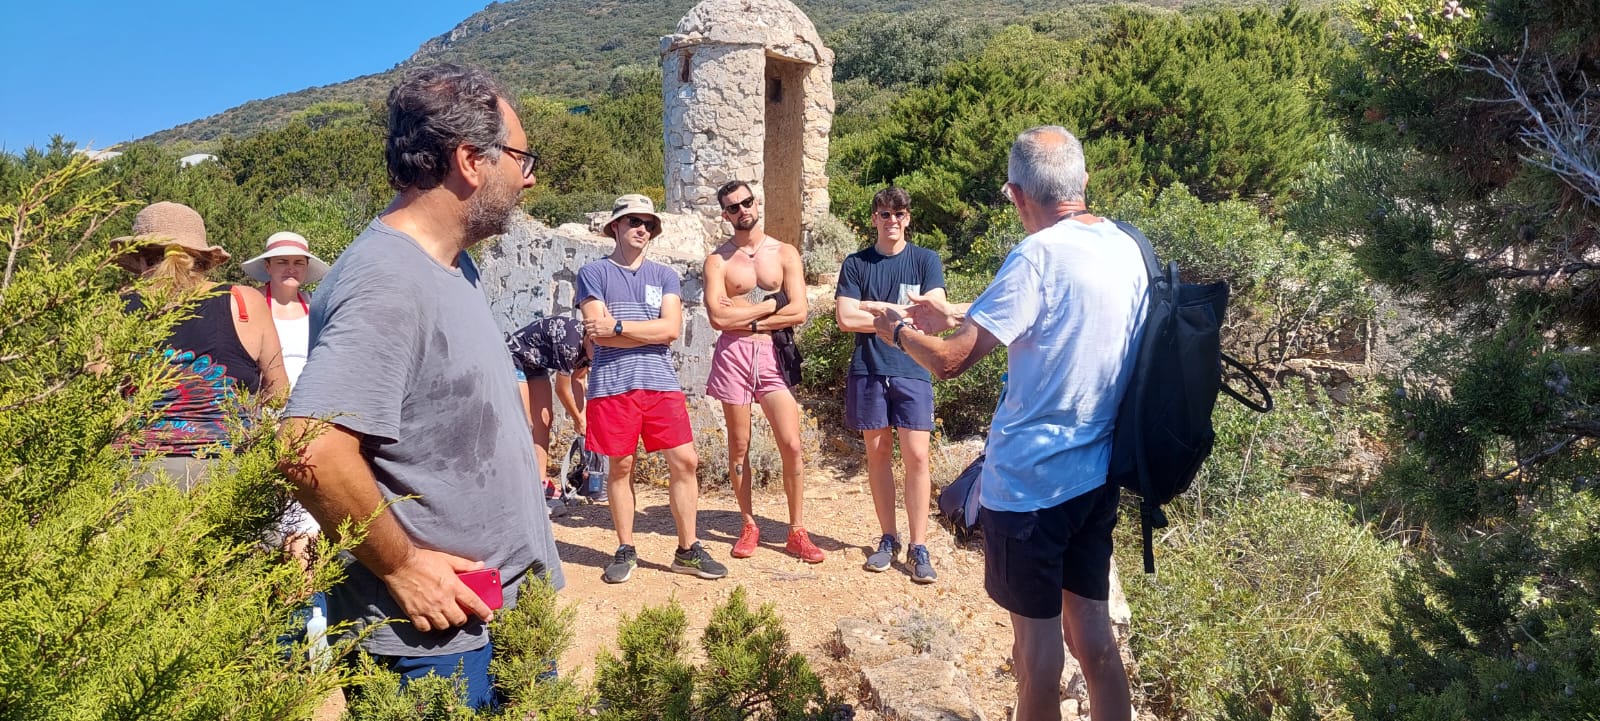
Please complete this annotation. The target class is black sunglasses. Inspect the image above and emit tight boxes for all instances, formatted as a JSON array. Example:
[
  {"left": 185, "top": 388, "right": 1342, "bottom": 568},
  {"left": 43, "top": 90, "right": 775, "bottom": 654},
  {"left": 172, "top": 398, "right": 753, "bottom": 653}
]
[
  {"left": 497, "top": 144, "right": 539, "bottom": 177},
  {"left": 722, "top": 196, "right": 756, "bottom": 214},
  {"left": 625, "top": 216, "right": 660, "bottom": 231}
]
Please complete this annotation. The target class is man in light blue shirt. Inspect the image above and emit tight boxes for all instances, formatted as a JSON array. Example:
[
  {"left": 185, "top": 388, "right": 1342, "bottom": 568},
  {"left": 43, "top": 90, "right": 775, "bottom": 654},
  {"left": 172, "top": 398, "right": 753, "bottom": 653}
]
[{"left": 871, "top": 126, "right": 1146, "bottom": 721}]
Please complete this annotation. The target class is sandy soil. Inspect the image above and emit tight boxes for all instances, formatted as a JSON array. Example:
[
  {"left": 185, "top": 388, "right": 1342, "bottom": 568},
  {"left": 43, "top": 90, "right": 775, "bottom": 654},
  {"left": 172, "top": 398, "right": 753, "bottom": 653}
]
[{"left": 548, "top": 465, "right": 1029, "bottom": 720}]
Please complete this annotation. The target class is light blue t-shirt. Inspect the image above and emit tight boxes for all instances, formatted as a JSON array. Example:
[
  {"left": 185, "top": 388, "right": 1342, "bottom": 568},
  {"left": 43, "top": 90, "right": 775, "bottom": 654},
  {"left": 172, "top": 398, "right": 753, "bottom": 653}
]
[{"left": 967, "top": 218, "right": 1149, "bottom": 512}]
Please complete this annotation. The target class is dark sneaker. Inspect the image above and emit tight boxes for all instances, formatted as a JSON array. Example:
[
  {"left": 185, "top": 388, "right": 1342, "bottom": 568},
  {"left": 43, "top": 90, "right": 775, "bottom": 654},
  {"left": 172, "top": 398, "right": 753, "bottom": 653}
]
[
  {"left": 603, "top": 545, "right": 637, "bottom": 584},
  {"left": 863, "top": 534, "right": 901, "bottom": 573},
  {"left": 909, "top": 544, "right": 937, "bottom": 584},
  {"left": 671, "top": 542, "right": 728, "bottom": 579}
]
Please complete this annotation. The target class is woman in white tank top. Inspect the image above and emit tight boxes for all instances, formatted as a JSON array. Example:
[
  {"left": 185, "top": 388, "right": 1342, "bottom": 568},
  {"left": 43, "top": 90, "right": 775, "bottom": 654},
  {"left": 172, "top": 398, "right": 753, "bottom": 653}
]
[
  {"left": 242, "top": 231, "right": 330, "bottom": 387},
  {"left": 242, "top": 231, "right": 331, "bottom": 542}
]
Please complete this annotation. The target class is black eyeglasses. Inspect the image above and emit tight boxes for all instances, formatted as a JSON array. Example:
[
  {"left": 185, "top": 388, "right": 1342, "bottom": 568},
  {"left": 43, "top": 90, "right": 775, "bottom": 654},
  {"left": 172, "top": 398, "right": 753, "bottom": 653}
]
[
  {"left": 497, "top": 144, "right": 539, "bottom": 177},
  {"left": 625, "top": 216, "right": 660, "bottom": 232},
  {"left": 875, "top": 210, "right": 909, "bottom": 221},
  {"left": 722, "top": 196, "right": 756, "bottom": 214}
]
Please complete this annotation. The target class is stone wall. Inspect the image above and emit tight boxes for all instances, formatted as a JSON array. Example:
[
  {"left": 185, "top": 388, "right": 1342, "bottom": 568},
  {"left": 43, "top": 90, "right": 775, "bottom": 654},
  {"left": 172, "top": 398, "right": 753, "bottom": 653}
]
[{"left": 477, "top": 214, "right": 724, "bottom": 430}]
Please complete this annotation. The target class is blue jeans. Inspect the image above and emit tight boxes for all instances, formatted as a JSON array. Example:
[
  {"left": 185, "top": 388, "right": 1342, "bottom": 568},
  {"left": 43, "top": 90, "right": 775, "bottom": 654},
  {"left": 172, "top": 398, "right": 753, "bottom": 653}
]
[{"left": 372, "top": 640, "right": 502, "bottom": 710}]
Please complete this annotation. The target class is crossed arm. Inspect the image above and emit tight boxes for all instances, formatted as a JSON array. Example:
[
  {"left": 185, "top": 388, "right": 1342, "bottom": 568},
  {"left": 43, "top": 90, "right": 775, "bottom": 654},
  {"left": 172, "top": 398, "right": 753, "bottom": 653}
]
[
  {"left": 580, "top": 296, "right": 683, "bottom": 347},
  {"left": 703, "top": 245, "right": 810, "bottom": 332}
]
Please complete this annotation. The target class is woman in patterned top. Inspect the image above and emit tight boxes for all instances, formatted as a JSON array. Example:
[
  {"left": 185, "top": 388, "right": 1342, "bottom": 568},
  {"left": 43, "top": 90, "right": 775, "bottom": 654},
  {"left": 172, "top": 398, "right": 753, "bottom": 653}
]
[
  {"left": 506, "top": 315, "right": 591, "bottom": 494},
  {"left": 115, "top": 202, "right": 288, "bottom": 489}
]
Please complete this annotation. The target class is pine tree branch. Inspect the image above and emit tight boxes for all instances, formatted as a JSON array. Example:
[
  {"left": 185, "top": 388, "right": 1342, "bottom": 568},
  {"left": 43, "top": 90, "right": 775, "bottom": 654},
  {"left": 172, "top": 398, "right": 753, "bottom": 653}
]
[
  {"left": 1487, "top": 436, "right": 1577, "bottom": 482},
  {"left": 1476, "top": 260, "right": 1600, "bottom": 280},
  {"left": 1468, "top": 43, "right": 1600, "bottom": 209}
]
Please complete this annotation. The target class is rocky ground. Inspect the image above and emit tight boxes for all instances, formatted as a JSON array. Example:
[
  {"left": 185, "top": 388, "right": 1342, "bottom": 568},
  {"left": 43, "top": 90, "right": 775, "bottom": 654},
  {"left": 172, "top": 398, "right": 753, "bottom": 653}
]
[{"left": 548, "top": 461, "right": 1136, "bottom": 721}]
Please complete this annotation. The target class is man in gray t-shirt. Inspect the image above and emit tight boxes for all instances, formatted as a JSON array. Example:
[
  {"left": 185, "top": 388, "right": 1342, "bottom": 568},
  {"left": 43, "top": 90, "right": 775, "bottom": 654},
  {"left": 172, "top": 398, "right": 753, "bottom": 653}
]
[{"left": 280, "top": 64, "right": 559, "bottom": 709}]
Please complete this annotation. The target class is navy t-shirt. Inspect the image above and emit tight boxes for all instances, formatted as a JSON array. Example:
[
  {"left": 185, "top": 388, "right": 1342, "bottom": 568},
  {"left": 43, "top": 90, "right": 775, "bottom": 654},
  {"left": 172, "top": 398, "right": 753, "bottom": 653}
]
[{"left": 835, "top": 243, "right": 946, "bottom": 380}]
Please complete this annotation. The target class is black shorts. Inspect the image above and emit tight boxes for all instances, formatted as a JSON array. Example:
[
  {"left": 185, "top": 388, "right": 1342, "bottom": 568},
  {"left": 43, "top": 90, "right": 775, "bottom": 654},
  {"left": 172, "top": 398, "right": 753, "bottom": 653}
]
[{"left": 980, "top": 482, "right": 1120, "bottom": 619}]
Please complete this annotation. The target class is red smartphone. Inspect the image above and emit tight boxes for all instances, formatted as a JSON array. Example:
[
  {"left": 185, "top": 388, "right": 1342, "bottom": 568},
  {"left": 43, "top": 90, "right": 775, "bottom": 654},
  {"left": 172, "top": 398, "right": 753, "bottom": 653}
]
[{"left": 456, "top": 568, "right": 504, "bottom": 611}]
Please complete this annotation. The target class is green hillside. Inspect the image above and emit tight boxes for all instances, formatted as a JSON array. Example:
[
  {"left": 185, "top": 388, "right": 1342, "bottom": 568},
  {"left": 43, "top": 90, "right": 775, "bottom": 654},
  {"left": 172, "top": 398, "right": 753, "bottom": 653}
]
[{"left": 141, "top": 0, "right": 1190, "bottom": 144}]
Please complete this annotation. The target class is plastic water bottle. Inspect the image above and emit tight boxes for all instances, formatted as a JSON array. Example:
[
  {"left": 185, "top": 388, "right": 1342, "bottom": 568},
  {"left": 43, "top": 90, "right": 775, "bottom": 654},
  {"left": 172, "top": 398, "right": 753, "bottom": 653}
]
[{"left": 305, "top": 606, "right": 331, "bottom": 671}]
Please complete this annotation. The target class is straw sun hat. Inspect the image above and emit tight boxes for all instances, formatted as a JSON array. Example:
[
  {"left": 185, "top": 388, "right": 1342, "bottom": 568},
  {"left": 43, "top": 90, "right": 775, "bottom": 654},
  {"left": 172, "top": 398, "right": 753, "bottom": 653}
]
[
  {"left": 240, "top": 231, "right": 331, "bottom": 284},
  {"left": 111, "top": 202, "right": 230, "bottom": 269}
]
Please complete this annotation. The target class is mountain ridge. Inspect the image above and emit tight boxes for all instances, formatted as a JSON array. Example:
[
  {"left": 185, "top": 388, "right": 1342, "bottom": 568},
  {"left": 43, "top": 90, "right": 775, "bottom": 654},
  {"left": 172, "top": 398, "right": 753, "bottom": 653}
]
[{"left": 140, "top": 0, "right": 1163, "bottom": 145}]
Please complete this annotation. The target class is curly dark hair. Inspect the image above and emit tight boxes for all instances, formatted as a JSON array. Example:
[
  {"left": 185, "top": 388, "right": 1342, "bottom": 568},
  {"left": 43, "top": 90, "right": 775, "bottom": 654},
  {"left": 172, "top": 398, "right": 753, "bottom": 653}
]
[{"left": 385, "top": 64, "right": 509, "bottom": 192}]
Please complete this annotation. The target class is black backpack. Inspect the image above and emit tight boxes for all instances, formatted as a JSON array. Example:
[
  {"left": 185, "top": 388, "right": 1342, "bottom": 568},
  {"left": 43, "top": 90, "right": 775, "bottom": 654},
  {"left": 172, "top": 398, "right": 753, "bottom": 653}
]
[{"left": 1108, "top": 221, "right": 1272, "bottom": 574}]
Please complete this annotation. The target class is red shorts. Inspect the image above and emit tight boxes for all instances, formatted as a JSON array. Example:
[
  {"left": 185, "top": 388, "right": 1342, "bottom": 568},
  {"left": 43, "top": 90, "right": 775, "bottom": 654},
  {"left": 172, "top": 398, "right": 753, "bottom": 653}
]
[{"left": 585, "top": 389, "right": 694, "bottom": 457}]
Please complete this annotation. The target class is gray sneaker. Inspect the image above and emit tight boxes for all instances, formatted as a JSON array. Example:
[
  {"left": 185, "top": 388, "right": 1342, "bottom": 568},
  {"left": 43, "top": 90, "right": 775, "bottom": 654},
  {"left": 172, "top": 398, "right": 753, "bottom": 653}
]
[
  {"left": 603, "top": 545, "right": 637, "bottom": 584},
  {"left": 909, "top": 544, "right": 937, "bottom": 584},
  {"left": 863, "top": 534, "right": 901, "bottom": 573},
  {"left": 671, "top": 542, "right": 728, "bottom": 579}
]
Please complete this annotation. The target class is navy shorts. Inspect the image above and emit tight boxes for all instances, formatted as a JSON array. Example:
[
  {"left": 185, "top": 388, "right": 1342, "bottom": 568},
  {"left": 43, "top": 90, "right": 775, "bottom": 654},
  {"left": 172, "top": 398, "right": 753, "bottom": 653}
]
[
  {"left": 980, "top": 481, "right": 1120, "bottom": 618},
  {"left": 845, "top": 374, "right": 934, "bottom": 431}
]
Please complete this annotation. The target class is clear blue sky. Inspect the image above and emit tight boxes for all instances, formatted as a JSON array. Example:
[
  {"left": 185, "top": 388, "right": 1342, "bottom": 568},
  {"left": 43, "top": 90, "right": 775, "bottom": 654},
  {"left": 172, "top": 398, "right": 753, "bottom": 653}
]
[{"left": 0, "top": 0, "right": 493, "bottom": 153}]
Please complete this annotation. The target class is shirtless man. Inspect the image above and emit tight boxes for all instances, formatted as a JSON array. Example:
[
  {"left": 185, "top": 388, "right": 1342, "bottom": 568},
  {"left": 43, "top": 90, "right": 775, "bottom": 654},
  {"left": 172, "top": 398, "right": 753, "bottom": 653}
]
[{"left": 701, "top": 180, "right": 823, "bottom": 563}]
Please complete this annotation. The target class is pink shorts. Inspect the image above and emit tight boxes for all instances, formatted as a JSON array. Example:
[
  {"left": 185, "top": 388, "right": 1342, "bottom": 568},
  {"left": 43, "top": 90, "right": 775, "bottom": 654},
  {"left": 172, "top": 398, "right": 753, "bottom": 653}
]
[{"left": 705, "top": 333, "right": 791, "bottom": 405}]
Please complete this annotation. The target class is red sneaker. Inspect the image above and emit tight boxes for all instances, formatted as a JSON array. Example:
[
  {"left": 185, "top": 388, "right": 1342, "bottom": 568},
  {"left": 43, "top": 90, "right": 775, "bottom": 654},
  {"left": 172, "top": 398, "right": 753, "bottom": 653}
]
[
  {"left": 731, "top": 523, "right": 760, "bottom": 558},
  {"left": 785, "top": 528, "right": 825, "bottom": 564}
]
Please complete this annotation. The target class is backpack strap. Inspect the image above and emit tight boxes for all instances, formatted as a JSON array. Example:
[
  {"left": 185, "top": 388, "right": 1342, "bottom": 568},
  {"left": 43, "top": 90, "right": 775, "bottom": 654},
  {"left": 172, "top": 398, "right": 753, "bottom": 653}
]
[
  {"left": 1221, "top": 352, "right": 1274, "bottom": 412},
  {"left": 1111, "top": 220, "right": 1163, "bottom": 283},
  {"left": 227, "top": 285, "right": 249, "bottom": 322}
]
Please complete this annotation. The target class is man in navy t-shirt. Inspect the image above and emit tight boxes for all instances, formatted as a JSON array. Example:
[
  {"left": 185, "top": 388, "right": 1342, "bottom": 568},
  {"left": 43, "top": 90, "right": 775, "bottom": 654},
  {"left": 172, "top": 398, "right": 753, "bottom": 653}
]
[{"left": 833, "top": 186, "right": 947, "bottom": 584}]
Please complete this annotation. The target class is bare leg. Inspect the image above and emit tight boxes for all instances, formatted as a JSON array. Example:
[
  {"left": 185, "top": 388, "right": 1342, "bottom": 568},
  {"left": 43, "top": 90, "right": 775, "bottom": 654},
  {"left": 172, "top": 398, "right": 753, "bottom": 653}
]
[
  {"left": 528, "top": 376, "right": 555, "bottom": 486},
  {"left": 607, "top": 453, "right": 637, "bottom": 546},
  {"left": 1062, "top": 592, "right": 1131, "bottom": 721},
  {"left": 660, "top": 442, "right": 700, "bottom": 549},
  {"left": 758, "top": 389, "right": 806, "bottom": 529},
  {"left": 863, "top": 428, "right": 898, "bottom": 537},
  {"left": 1010, "top": 612, "right": 1066, "bottom": 721},
  {"left": 898, "top": 427, "right": 931, "bottom": 546},
  {"left": 722, "top": 401, "right": 755, "bottom": 526}
]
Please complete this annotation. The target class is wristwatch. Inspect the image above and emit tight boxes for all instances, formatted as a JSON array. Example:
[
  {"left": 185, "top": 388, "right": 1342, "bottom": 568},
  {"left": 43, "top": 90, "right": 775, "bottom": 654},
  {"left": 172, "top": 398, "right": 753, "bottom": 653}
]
[
  {"left": 613, "top": 320, "right": 624, "bottom": 336},
  {"left": 750, "top": 319, "right": 760, "bottom": 332},
  {"left": 893, "top": 318, "right": 911, "bottom": 350}
]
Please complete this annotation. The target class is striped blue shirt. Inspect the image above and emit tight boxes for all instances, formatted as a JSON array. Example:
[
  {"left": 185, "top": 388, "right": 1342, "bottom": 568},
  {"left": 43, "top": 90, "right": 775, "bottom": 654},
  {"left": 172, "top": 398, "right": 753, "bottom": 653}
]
[{"left": 574, "top": 259, "right": 683, "bottom": 399}]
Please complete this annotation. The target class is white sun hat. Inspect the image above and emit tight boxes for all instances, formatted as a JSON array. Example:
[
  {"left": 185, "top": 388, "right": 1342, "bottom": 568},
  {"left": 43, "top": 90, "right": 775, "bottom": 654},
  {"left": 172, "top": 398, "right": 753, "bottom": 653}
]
[{"left": 240, "top": 231, "right": 331, "bottom": 284}]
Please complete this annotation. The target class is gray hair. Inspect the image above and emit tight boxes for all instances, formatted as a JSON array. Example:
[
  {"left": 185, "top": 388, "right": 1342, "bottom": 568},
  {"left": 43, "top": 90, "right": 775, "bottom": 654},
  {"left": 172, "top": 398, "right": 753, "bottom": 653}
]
[
  {"left": 1006, "top": 126, "right": 1087, "bottom": 205},
  {"left": 385, "top": 64, "right": 509, "bottom": 192}
]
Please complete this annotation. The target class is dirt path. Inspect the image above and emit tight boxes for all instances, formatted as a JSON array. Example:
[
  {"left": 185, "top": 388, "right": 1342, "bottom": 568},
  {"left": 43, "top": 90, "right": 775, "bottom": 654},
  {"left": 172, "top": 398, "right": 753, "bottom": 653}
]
[{"left": 549, "top": 465, "right": 1026, "bottom": 719}]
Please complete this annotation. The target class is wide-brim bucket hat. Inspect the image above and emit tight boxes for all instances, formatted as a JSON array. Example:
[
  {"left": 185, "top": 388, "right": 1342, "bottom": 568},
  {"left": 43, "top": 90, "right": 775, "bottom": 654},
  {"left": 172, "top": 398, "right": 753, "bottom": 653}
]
[
  {"left": 111, "top": 201, "right": 230, "bottom": 269},
  {"left": 602, "top": 193, "right": 664, "bottom": 239},
  {"left": 240, "top": 231, "right": 331, "bottom": 284}
]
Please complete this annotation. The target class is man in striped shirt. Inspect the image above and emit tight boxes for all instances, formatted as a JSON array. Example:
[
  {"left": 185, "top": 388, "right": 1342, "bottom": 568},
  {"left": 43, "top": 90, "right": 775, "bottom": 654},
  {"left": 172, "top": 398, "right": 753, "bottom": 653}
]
[{"left": 577, "top": 194, "right": 728, "bottom": 584}]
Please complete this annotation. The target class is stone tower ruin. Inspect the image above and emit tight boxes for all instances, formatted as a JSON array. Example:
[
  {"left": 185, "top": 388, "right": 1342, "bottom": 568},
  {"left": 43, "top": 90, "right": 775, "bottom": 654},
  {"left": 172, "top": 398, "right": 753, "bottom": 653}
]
[{"left": 661, "top": 0, "right": 834, "bottom": 248}]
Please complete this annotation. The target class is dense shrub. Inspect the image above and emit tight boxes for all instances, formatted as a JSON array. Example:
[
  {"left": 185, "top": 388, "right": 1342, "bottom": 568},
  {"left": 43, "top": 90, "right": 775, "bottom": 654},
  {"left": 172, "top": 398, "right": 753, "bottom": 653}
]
[
  {"left": 1119, "top": 493, "right": 1399, "bottom": 721},
  {"left": 593, "top": 587, "right": 837, "bottom": 721}
]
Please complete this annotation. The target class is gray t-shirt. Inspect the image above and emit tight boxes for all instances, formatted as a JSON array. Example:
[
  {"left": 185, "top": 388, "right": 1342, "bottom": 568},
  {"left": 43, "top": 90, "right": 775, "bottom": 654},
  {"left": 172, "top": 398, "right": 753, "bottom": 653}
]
[{"left": 287, "top": 218, "right": 564, "bottom": 657}]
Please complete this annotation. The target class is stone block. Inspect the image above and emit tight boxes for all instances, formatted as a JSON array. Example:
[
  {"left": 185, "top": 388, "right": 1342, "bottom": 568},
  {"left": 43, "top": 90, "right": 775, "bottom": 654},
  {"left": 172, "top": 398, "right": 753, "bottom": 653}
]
[{"left": 862, "top": 656, "right": 985, "bottom": 721}]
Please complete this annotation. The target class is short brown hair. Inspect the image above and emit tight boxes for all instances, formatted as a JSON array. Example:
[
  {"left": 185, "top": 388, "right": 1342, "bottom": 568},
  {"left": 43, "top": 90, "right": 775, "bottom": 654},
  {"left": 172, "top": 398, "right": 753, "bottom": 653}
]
[{"left": 871, "top": 186, "right": 911, "bottom": 213}]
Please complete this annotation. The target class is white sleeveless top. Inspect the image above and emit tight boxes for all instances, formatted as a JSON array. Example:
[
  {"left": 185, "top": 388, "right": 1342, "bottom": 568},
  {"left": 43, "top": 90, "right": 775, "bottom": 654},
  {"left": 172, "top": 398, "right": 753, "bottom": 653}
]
[{"left": 277, "top": 313, "right": 311, "bottom": 388}]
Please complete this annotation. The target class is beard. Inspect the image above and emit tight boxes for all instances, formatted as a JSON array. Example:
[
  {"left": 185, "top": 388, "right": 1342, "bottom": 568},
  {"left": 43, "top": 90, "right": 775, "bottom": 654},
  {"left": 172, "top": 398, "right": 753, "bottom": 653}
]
[
  {"left": 733, "top": 213, "right": 759, "bottom": 231},
  {"left": 464, "top": 172, "right": 522, "bottom": 242}
]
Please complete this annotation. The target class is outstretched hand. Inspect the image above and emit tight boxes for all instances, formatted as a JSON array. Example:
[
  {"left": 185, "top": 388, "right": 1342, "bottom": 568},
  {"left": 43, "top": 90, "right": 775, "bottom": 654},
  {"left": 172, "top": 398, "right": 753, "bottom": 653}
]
[
  {"left": 380, "top": 548, "right": 495, "bottom": 633},
  {"left": 870, "top": 305, "right": 907, "bottom": 345},
  {"left": 906, "top": 292, "right": 961, "bottom": 334}
]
